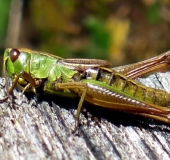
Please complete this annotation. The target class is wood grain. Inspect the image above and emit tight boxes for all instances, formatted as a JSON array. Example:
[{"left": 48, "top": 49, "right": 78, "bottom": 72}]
[{"left": 0, "top": 73, "right": 170, "bottom": 160}]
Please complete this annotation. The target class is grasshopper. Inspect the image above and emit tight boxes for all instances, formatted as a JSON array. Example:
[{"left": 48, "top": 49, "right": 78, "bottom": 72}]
[{"left": 3, "top": 48, "right": 170, "bottom": 131}]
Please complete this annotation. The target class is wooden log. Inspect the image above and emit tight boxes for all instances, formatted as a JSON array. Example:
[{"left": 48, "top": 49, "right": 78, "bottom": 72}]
[{"left": 0, "top": 73, "right": 170, "bottom": 160}]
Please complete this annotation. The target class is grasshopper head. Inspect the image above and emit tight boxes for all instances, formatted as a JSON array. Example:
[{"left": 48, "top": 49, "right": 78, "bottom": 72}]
[{"left": 4, "top": 48, "right": 31, "bottom": 78}]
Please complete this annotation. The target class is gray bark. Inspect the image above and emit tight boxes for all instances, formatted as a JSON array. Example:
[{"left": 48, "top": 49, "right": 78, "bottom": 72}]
[{"left": 0, "top": 72, "right": 170, "bottom": 160}]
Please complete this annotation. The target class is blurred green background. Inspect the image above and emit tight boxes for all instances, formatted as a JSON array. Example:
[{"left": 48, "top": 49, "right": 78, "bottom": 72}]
[{"left": 0, "top": 0, "right": 170, "bottom": 75}]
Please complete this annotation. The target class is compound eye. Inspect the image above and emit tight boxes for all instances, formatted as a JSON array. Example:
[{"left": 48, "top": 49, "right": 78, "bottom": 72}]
[{"left": 9, "top": 49, "right": 20, "bottom": 63}]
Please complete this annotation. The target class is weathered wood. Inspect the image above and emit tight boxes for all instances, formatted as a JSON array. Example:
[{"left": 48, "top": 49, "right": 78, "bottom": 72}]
[{"left": 0, "top": 73, "right": 170, "bottom": 160}]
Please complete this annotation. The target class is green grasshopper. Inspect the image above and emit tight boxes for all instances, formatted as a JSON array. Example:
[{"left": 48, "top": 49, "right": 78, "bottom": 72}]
[{"left": 3, "top": 48, "right": 170, "bottom": 131}]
